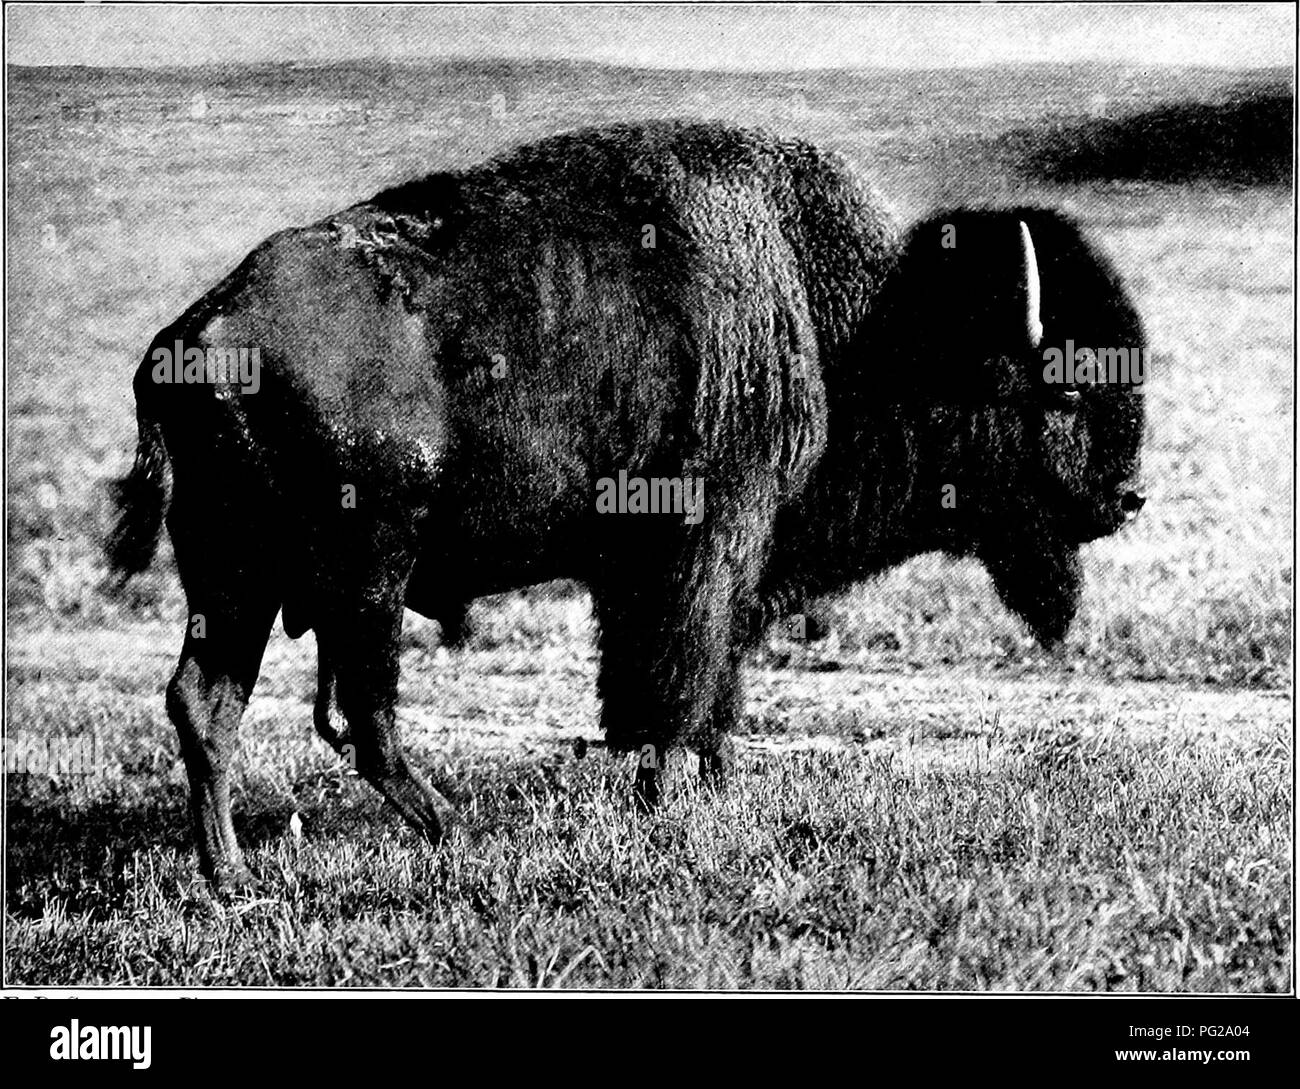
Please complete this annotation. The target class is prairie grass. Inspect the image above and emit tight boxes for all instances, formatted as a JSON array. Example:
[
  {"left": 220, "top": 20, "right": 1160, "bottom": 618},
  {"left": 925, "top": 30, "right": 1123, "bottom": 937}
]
[{"left": 7, "top": 703, "right": 1288, "bottom": 989}]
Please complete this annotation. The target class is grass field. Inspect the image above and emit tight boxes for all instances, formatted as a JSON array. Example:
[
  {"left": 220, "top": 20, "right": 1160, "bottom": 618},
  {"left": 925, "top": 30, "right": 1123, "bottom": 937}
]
[{"left": 4, "top": 60, "right": 1293, "bottom": 989}]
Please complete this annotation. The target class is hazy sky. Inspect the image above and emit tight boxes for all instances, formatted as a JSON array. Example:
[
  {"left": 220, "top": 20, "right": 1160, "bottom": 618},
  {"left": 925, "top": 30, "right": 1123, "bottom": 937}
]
[{"left": 7, "top": 2, "right": 1295, "bottom": 70}]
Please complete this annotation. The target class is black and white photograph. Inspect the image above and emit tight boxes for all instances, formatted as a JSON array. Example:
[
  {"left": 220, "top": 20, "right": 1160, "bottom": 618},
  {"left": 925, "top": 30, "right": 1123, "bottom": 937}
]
[{"left": 2, "top": 0, "right": 1293, "bottom": 1012}]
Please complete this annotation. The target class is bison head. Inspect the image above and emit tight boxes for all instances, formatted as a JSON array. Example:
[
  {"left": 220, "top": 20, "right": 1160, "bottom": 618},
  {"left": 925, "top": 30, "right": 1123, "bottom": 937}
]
[{"left": 880, "top": 208, "right": 1147, "bottom": 646}]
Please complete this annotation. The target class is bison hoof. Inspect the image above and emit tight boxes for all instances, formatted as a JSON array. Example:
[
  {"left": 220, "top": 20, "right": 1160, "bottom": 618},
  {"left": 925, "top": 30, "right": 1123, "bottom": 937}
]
[
  {"left": 204, "top": 862, "right": 261, "bottom": 899},
  {"left": 633, "top": 762, "right": 662, "bottom": 810},
  {"left": 417, "top": 790, "right": 462, "bottom": 847},
  {"left": 402, "top": 797, "right": 458, "bottom": 848},
  {"left": 698, "top": 736, "right": 737, "bottom": 785},
  {"left": 428, "top": 804, "right": 459, "bottom": 845}
]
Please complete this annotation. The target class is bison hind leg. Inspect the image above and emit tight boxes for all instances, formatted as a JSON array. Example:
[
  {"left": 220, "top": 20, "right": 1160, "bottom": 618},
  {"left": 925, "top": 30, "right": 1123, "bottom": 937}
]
[
  {"left": 312, "top": 508, "right": 459, "bottom": 846},
  {"left": 164, "top": 499, "right": 281, "bottom": 892}
]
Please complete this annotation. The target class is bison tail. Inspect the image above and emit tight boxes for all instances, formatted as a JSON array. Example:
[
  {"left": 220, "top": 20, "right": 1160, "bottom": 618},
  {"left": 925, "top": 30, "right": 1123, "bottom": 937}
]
[{"left": 105, "top": 408, "right": 170, "bottom": 587}]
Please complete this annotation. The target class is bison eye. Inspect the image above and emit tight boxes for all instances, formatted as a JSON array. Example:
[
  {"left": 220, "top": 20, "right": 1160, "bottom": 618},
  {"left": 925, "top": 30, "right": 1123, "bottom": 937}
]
[{"left": 1039, "top": 384, "right": 1083, "bottom": 412}]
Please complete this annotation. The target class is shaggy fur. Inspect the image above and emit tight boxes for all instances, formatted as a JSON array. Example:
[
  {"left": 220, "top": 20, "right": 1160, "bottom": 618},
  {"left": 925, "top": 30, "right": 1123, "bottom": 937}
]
[{"left": 108, "top": 120, "right": 1145, "bottom": 886}]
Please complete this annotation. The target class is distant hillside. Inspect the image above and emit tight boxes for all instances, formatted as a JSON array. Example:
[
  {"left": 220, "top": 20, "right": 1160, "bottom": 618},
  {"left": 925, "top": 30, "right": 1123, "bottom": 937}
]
[
  {"left": 8, "top": 59, "right": 1289, "bottom": 138},
  {"left": 993, "top": 82, "right": 1293, "bottom": 186},
  {"left": 7, "top": 59, "right": 1290, "bottom": 197}
]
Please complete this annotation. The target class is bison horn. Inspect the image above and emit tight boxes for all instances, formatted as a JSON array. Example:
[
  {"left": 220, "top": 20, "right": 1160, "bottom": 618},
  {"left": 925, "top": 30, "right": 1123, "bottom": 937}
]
[{"left": 1019, "top": 220, "right": 1043, "bottom": 349}]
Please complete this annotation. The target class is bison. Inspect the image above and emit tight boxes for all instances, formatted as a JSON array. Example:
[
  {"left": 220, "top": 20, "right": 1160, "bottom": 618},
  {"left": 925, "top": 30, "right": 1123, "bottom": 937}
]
[{"left": 108, "top": 120, "right": 1146, "bottom": 889}]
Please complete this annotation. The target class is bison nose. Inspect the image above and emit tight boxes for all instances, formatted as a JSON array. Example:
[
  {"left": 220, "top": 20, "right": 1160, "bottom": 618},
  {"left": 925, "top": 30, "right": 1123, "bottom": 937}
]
[{"left": 1120, "top": 489, "right": 1147, "bottom": 518}]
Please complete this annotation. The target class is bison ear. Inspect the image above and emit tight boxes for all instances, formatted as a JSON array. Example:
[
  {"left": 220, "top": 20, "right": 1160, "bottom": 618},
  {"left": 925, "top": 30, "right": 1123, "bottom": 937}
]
[{"left": 1018, "top": 220, "right": 1044, "bottom": 350}]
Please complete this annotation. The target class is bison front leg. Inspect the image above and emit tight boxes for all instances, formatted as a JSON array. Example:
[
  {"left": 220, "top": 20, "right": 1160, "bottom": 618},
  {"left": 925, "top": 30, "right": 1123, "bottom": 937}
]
[
  {"left": 591, "top": 581, "right": 696, "bottom": 807},
  {"left": 698, "top": 658, "right": 743, "bottom": 784},
  {"left": 592, "top": 506, "right": 771, "bottom": 807}
]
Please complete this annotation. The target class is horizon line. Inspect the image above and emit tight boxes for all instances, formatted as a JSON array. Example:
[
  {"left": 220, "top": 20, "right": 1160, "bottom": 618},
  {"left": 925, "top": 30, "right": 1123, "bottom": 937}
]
[{"left": 8, "top": 54, "right": 1294, "bottom": 76}]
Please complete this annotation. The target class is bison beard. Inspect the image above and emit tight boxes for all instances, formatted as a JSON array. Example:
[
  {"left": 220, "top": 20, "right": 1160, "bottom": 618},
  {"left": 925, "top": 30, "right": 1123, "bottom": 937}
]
[
  {"left": 107, "top": 120, "right": 1145, "bottom": 888},
  {"left": 980, "top": 530, "right": 1084, "bottom": 649}
]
